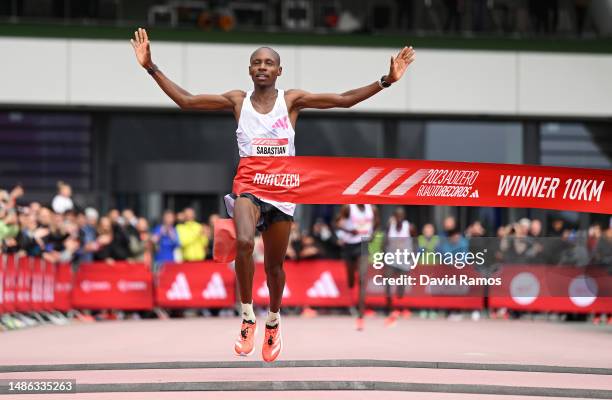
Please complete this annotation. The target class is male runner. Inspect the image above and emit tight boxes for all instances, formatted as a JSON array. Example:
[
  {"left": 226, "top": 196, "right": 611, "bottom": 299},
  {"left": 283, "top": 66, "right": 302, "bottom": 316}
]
[
  {"left": 336, "top": 204, "right": 379, "bottom": 330},
  {"left": 131, "top": 28, "right": 416, "bottom": 362}
]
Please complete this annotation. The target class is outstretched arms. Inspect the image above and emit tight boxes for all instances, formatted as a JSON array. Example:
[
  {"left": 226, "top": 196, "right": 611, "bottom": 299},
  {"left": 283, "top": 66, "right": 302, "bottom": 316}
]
[
  {"left": 287, "top": 46, "right": 415, "bottom": 112},
  {"left": 130, "top": 28, "right": 243, "bottom": 112}
]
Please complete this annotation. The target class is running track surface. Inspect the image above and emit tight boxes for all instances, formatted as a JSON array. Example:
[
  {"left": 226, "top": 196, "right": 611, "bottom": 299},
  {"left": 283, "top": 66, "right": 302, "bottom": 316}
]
[{"left": 0, "top": 316, "right": 610, "bottom": 399}]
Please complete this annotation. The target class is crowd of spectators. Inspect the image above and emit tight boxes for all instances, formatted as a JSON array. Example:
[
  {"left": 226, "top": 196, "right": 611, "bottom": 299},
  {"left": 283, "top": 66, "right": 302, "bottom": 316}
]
[
  {"left": 0, "top": 184, "right": 217, "bottom": 270},
  {"left": 1, "top": 184, "right": 611, "bottom": 271},
  {"left": 269, "top": 212, "right": 611, "bottom": 271}
]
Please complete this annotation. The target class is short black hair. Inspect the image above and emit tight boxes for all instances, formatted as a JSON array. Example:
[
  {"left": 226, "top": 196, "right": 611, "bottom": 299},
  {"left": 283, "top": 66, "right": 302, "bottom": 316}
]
[{"left": 250, "top": 46, "right": 280, "bottom": 65}]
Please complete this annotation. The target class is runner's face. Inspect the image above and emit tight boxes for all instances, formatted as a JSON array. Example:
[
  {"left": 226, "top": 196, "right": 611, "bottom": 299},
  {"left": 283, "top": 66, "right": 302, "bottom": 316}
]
[{"left": 249, "top": 49, "right": 281, "bottom": 86}]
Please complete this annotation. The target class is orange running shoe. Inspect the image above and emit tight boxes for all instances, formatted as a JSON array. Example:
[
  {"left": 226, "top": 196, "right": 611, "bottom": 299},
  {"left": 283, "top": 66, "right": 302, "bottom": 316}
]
[
  {"left": 301, "top": 307, "right": 318, "bottom": 319},
  {"left": 384, "top": 310, "right": 400, "bottom": 328},
  {"left": 262, "top": 323, "right": 282, "bottom": 362},
  {"left": 355, "top": 317, "right": 364, "bottom": 331},
  {"left": 234, "top": 320, "right": 256, "bottom": 356}
]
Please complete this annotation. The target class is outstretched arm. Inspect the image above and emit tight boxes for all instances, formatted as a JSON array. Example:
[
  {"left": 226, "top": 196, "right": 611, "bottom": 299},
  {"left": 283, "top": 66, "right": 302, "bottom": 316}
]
[
  {"left": 130, "top": 28, "right": 242, "bottom": 112},
  {"left": 288, "top": 46, "right": 415, "bottom": 111}
]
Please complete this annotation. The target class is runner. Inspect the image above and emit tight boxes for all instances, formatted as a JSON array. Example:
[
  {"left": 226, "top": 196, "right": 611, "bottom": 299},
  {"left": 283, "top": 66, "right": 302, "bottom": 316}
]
[
  {"left": 131, "top": 28, "right": 416, "bottom": 361},
  {"left": 336, "top": 204, "right": 379, "bottom": 330},
  {"left": 383, "top": 206, "right": 414, "bottom": 327}
]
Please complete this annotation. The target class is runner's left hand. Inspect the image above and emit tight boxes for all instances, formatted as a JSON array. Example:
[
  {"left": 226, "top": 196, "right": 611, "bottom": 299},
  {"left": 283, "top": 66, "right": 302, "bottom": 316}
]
[{"left": 386, "top": 46, "right": 416, "bottom": 83}]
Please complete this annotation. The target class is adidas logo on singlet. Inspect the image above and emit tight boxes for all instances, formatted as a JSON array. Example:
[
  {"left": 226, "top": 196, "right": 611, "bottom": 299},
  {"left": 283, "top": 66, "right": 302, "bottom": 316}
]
[{"left": 271, "top": 116, "right": 289, "bottom": 130}]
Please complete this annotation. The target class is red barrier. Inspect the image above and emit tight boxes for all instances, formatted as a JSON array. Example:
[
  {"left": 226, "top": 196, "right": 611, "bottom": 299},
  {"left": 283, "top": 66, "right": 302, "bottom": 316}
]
[
  {"left": 156, "top": 261, "right": 236, "bottom": 308},
  {"left": 2, "top": 257, "right": 604, "bottom": 315},
  {"left": 3, "top": 254, "right": 16, "bottom": 313},
  {"left": 364, "top": 265, "right": 486, "bottom": 310},
  {"left": 54, "top": 263, "right": 73, "bottom": 312},
  {"left": 252, "top": 260, "right": 354, "bottom": 307},
  {"left": 16, "top": 256, "right": 31, "bottom": 312},
  {"left": 43, "top": 261, "right": 56, "bottom": 312},
  {"left": 0, "top": 254, "right": 4, "bottom": 314},
  {"left": 72, "top": 262, "right": 154, "bottom": 310},
  {"left": 489, "top": 265, "right": 612, "bottom": 313},
  {"left": 30, "top": 258, "right": 45, "bottom": 312}
]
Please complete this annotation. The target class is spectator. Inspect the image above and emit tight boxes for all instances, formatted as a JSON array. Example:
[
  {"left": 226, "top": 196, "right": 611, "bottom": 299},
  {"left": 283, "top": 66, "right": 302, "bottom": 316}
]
[
  {"left": 439, "top": 227, "right": 469, "bottom": 256},
  {"left": 129, "top": 217, "right": 152, "bottom": 263},
  {"left": 586, "top": 223, "right": 602, "bottom": 254},
  {"left": 0, "top": 206, "right": 19, "bottom": 252},
  {"left": 545, "top": 218, "right": 567, "bottom": 264},
  {"left": 592, "top": 227, "right": 612, "bottom": 268},
  {"left": 176, "top": 208, "right": 207, "bottom": 261},
  {"left": 77, "top": 207, "right": 99, "bottom": 263},
  {"left": 442, "top": 216, "right": 457, "bottom": 236},
  {"left": 152, "top": 210, "right": 180, "bottom": 265},
  {"left": 558, "top": 229, "right": 590, "bottom": 267},
  {"left": 17, "top": 209, "right": 47, "bottom": 257},
  {"left": 299, "top": 234, "right": 322, "bottom": 260},
  {"left": 108, "top": 209, "right": 121, "bottom": 225},
  {"left": 501, "top": 220, "right": 532, "bottom": 263},
  {"left": 110, "top": 210, "right": 132, "bottom": 260},
  {"left": 417, "top": 223, "right": 440, "bottom": 264},
  {"left": 94, "top": 216, "right": 129, "bottom": 262},
  {"left": 312, "top": 218, "right": 340, "bottom": 259},
  {"left": 528, "top": 219, "right": 545, "bottom": 263},
  {"left": 51, "top": 181, "right": 74, "bottom": 214},
  {"left": 439, "top": 216, "right": 468, "bottom": 257},
  {"left": 550, "top": 218, "right": 565, "bottom": 237}
]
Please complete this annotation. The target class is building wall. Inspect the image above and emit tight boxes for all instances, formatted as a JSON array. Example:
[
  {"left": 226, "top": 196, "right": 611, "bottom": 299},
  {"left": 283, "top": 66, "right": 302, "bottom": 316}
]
[{"left": 1, "top": 37, "right": 611, "bottom": 118}]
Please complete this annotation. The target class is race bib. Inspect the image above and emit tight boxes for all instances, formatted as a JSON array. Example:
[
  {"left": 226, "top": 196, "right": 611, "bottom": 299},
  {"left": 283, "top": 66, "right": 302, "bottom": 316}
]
[{"left": 252, "top": 138, "right": 288, "bottom": 156}]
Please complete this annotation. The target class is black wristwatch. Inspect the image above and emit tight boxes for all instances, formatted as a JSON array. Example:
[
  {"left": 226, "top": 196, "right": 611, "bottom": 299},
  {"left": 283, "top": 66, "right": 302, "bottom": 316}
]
[
  {"left": 379, "top": 75, "right": 392, "bottom": 88},
  {"left": 146, "top": 65, "right": 159, "bottom": 75}
]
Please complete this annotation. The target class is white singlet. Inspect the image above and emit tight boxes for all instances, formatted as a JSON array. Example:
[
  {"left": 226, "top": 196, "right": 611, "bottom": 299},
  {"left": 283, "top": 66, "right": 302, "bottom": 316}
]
[
  {"left": 387, "top": 219, "right": 410, "bottom": 238},
  {"left": 342, "top": 204, "right": 374, "bottom": 244},
  {"left": 386, "top": 218, "right": 413, "bottom": 270},
  {"left": 224, "top": 89, "right": 296, "bottom": 218}
]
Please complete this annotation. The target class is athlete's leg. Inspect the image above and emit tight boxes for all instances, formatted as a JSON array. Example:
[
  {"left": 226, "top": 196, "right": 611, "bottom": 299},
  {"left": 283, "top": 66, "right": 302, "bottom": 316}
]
[
  {"left": 232, "top": 197, "right": 260, "bottom": 356},
  {"left": 261, "top": 219, "right": 291, "bottom": 362},
  {"left": 262, "top": 220, "right": 291, "bottom": 313},
  {"left": 384, "top": 265, "right": 394, "bottom": 315},
  {"left": 233, "top": 197, "right": 260, "bottom": 304},
  {"left": 345, "top": 258, "right": 358, "bottom": 289}
]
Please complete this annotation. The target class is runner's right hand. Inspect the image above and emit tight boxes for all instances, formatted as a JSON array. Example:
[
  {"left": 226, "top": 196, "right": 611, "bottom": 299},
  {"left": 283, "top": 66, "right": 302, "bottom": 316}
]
[{"left": 130, "top": 27, "right": 153, "bottom": 69}]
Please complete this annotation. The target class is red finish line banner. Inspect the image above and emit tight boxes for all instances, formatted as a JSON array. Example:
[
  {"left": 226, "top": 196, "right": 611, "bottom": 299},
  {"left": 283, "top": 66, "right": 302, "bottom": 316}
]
[{"left": 232, "top": 156, "right": 611, "bottom": 213}]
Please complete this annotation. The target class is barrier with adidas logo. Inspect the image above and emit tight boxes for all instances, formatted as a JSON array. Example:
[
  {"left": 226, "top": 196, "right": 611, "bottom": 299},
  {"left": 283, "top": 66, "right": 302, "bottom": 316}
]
[
  {"left": 252, "top": 260, "right": 353, "bottom": 307},
  {"left": 1, "top": 256, "right": 610, "bottom": 314},
  {"left": 156, "top": 262, "right": 235, "bottom": 308}
]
